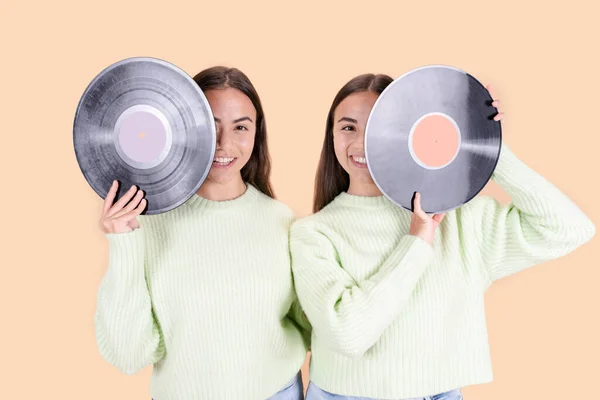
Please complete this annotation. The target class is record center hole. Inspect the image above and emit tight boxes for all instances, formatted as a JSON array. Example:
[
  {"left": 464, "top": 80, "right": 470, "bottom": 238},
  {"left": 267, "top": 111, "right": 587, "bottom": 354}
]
[{"left": 410, "top": 113, "right": 460, "bottom": 169}]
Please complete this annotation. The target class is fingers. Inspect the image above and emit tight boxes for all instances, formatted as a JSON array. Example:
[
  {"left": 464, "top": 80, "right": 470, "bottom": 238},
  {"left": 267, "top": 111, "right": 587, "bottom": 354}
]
[
  {"left": 413, "top": 192, "right": 428, "bottom": 221},
  {"left": 122, "top": 198, "right": 147, "bottom": 221},
  {"left": 120, "top": 189, "right": 145, "bottom": 216},
  {"left": 487, "top": 85, "right": 504, "bottom": 121},
  {"left": 129, "top": 218, "right": 140, "bottom": 230},
  {"left": 102, "top": 180, "right": 119, "bottom": 216},
  {"left": 432, "top": 213, "right": 446, "bottom": 223},
  {"left": 107, "top": 184, "right": 140, "bottom": 217},
  {"left": 111, "top": 192, "right": 144, "bottom": 220},
  {"left": 492, "top": 99, "right": 502, "bottom": 114}
]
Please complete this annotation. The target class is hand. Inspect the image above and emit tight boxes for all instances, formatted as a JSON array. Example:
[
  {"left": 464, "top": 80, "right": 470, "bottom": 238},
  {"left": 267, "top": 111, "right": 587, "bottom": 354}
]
[
  {"left": 409, "top": 192, "right": 445, "bottom": 245},
  {"left": 99, "top": 180, "right": 146, "bottom": 234},
  {"left": 486, "top": 85, "right": 504, "bottom": 122}
]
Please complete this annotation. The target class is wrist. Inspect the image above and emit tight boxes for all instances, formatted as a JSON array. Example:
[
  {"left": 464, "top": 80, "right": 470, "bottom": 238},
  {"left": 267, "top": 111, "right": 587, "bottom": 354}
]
[{"left": 410, "top": 233, "right": 433, "bottom": 246}]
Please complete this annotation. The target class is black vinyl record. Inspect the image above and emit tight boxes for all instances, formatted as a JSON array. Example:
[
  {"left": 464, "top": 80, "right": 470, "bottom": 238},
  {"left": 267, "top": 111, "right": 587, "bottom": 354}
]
[
  {"left": 365, "top": 65, "right": 502, "bottom": 214},
  {"left": 73, "top": 57, "right": 216, "bottom": 214}
]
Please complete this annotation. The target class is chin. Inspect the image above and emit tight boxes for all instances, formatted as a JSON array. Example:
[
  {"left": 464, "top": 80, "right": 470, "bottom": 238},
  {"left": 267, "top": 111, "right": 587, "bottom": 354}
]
[{"left": 207, "top": 171, "right": 238, "bottom": 185}]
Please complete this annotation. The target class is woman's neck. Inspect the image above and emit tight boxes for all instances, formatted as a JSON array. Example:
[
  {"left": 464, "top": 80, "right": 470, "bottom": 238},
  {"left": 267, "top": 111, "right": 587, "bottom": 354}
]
[
  {"left": 347, "top": 179, "right": 383, "bottom": 197},
  {"left": 196, "top": 175, "right": 247, "bottom": 201}
]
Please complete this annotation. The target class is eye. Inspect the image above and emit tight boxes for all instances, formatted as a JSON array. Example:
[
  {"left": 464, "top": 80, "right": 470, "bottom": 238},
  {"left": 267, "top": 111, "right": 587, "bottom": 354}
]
[
  {"left": 341, "top": 125, "right": 356, "bottom": 131},
  {"left": 235, "top": 125, "right": 248, "bottom": 131}
]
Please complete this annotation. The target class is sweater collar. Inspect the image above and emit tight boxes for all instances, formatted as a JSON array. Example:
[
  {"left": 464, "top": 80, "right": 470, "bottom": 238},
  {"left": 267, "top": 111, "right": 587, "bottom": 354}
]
[
  {"left": 332, "top": 191, "right": 396, "bottom": 210},
  {"left": 185, "top": 183, "right": 259, "bottom": 211}
]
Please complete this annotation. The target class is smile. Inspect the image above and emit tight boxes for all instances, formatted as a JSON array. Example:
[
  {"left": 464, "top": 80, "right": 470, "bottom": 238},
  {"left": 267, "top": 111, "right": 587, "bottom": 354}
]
[
  {"left": 350, "top": 155, "right": 368, "bottom": 168},
  {"left": 212, "top": 157, "right": 236, "bottom": 168}
]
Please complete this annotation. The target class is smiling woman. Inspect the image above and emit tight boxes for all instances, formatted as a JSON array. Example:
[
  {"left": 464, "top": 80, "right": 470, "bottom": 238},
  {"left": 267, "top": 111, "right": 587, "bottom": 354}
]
[
  {"left": 313, "top": 74, "right": 393, "bottom": 212},
  {"left": 200, "top": 88, "right": 256, "bottom": 193},
  {"left": 289, "top": 72, "right": 594, "bottom": 400},
  {"left": 193, "top": 67, "right": 274, "bottom": 201},
  {"left": 93, "top": 66, "right": 311, "bottom": 400}
]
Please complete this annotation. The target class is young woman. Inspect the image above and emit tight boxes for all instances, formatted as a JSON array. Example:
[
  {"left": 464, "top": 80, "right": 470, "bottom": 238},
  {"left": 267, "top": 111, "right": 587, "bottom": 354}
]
[
  {"left": 94, "top": 66, "right": 311, "bottom": 400},
  {"left": 290, "top": 73, "right": 595, "bottom": 400}
]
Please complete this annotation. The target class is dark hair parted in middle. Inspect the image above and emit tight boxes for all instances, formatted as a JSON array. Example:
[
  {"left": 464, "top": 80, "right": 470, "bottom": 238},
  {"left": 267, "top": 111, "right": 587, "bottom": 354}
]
[
  {"left": 313, "top": 73, "right": 393, "bottom": 212},
  {"left": 193, "top": 66, "right": 274, "bottom": 198}
]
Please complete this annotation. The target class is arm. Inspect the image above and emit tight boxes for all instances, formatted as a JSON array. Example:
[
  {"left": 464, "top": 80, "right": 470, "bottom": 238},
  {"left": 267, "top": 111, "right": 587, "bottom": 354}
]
[
  {"left": 289, "top": 222, "right": 433, "bottom": 358},
  {"left": 283, "top": 208, "right": 312, "bottom": 349},
  {"left": 94, "top": 227, "right": 165, "bottom": 375},
  {"left": 461, "top": 143, "right": 595, "bottom": 285},
  {"left": 286, "top": 297, "right": 312, "bottom": 349}
]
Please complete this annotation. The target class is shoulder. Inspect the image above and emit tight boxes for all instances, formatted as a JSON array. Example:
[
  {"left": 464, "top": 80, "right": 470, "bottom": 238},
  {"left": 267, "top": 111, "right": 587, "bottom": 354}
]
[
  {"left": 251, "top": 185, "right": 296, "bottom": 225},
  {"left": 291, "top": 198, "right": 345, "bottom": 232},
  {"left": 137, "top": 202, "right": 190, "bottom": 226},
  {"left": 444, "top": 195, "right": 504, "bottom": 238},
  {"left": 290, "top": 207, "right": 337, "bottom": 240},
  {"left": 289, "top": 212, "right": 340, "bottom": 262},
  {"left": 456, "top": 194, "right": 502, "bottom": 219}
]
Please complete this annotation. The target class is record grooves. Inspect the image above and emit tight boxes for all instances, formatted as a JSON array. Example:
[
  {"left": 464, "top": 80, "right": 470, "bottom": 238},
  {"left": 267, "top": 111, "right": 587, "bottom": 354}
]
[
  {"left": 73, "top": 57, "right": 216, "bottom": 214},
  {"left": 365, "top": 65, "right": 502, "bottom": 214}
]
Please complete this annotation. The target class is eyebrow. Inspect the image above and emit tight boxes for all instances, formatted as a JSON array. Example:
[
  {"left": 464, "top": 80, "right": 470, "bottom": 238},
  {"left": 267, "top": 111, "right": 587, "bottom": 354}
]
[
  {"left": 337, "top": 117, "right": 357, "bottom": 124},
  {"left": 214, "top": 116, "right": 254, "bottom": 124}
]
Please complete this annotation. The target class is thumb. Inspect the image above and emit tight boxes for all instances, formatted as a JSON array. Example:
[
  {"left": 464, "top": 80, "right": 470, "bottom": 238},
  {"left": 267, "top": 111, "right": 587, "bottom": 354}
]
[{"left": 413, "top": 192, "right": 428, "bottom": 221}]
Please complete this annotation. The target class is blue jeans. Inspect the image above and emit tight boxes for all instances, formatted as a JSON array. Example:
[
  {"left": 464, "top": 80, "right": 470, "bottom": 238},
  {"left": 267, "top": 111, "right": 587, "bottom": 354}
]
[
  {"left": 305, "top": 381, "right": 462, "bottom": 400},
  {"left": 267, "top": 371, "right": 304, "bottom": 400},
  {"left": 152, "top": 371, "right": 303, "bottom": 400}
]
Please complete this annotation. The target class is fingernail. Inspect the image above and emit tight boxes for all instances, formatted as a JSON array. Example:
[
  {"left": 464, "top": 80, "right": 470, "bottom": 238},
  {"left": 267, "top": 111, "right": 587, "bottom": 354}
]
[{"left": 130, "top": 185, "right": 136, "bottom": 190}]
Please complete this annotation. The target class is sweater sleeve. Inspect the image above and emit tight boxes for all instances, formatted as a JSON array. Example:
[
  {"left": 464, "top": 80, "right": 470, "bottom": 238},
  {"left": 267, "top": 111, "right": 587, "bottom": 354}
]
[
  {"left": 290, "top": 222, "right": 434, "bottom": 358},
  {"left": 283, "top": 207, "right": 312, "bottom": 348},
  {"left": 461, "top": 143, "right": 595, "bottom": 285},
  {"left": 94, "top": 227, "right": 165, "bottom": 375}
]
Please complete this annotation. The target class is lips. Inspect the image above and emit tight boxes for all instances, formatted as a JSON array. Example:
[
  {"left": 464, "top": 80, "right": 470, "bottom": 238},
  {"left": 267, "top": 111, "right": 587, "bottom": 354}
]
[
  {"left": 212, "top": 156, "right": 236, "bottom": 167},
  {"left": 351, "top": 155, "right": 366, "bottom": 165}
]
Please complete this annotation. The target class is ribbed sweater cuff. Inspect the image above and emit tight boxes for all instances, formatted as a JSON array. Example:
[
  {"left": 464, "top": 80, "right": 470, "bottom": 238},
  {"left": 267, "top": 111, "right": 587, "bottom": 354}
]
[{"left": 104, "top": 228, "right": 145, "bottom": 283}]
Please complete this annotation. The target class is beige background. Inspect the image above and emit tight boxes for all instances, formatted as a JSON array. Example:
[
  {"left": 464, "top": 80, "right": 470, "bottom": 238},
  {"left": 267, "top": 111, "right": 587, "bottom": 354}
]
[{"left": 1, "top": 0, "right": 598, "bottom": 399}]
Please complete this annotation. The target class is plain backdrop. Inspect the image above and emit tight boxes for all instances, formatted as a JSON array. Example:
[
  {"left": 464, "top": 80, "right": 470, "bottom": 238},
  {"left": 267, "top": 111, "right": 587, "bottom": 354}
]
[{"left": 1, "top": 1, "right": 598, "bottom": 399}]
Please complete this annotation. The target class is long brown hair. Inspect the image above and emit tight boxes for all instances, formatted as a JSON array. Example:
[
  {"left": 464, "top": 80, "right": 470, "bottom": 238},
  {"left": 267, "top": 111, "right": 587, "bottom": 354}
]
[
  {"left": 192, "top": 66, "right": 274, "bottom": 198},
  {"left": 313, "top": 73, "right": 393, "bottom": 212}
]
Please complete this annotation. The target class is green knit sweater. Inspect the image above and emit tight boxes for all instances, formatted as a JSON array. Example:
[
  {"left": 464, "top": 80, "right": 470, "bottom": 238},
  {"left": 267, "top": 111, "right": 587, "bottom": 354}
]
[
  {"left": 94, "top": 184, "right": 310, "bottom": 400},
  {"left": 289, "top": 144, "right": 595, "bottom": 398}
]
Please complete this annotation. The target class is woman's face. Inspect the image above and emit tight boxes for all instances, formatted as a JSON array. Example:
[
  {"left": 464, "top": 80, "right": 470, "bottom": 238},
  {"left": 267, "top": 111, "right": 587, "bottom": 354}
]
[
  {"left": 332, "top": 91, "right": 378, "bottom": 185},
  {"left": 204, "top": 88, "right": 257, "bottom": 186}
]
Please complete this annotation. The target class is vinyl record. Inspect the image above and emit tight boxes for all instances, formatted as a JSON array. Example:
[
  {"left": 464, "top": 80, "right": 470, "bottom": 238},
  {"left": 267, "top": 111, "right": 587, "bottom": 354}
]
[
  {"left": 365, "top": 65, "right": 502, "bottom": 214},
  {"left": 73, "top": 57, "right": 216, "bottom": 214}
]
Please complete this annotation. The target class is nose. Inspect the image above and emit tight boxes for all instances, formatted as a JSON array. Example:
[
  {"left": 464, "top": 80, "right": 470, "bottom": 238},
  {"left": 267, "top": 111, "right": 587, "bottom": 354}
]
[
  {"left": 216, "top": 127, "right": 233, "bottom": 151},
  {"left": 354, "top": 129, "right": 365, "bottom": 150}
]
